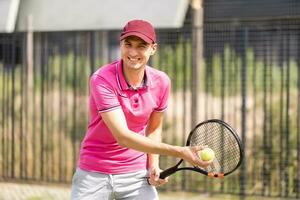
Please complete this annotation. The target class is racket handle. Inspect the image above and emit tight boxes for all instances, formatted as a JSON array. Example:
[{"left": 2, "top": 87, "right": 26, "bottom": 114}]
[{"left": 159, "top": 166, "right": 178, "bottom": 179}]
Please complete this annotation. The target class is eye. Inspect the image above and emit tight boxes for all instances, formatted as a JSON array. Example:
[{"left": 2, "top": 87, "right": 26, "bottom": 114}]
[
  {"left": 124, "top": 42, "right": 131, "bottom": 47},
  {"left": 138, "top": 44, "right": 147, "bottom": 49}
]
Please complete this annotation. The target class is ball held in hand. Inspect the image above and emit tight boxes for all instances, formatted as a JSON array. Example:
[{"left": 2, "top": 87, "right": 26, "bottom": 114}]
[{"left": 199, "top": 148, "right": 215, "bottom": 161}]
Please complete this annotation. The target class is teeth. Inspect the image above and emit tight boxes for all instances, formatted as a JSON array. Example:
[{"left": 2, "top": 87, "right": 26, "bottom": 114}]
[{"left": 128, "top": 57, "right": 139, "bottom": 61}]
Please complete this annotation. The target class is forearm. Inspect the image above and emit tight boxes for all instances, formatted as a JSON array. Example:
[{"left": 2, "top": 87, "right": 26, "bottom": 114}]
[
  {"left": 101, "top": 109, "right": 182, "bottom": 157},
  {"left": 101, "top": 109, "right": 207, "bottom": 168},
  {"left": 146, "top": 127, "right": 162, "bottom": 168},
  {"left": 117, "top": 128, "right": 181, "bottom": 157}
]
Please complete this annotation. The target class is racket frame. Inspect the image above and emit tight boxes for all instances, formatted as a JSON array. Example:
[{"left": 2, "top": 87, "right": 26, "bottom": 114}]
[{"left": 159, "top": 119, "right": 244, "bottom": 179}]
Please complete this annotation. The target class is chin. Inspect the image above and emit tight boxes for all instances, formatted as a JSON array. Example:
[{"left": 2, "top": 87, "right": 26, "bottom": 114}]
[{"left": 126, "top": 62, "right": 144, "bottom": 70}]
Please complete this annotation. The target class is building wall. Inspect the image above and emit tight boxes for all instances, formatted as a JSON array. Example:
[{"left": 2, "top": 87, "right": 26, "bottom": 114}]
[{"left": 204, "top": 0, "right": 300, "bottom": 21}]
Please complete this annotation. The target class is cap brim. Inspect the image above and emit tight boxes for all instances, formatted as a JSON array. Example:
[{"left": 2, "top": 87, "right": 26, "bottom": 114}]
[{"left": 120, "top": 32, "right": 153, "bottom": 44}]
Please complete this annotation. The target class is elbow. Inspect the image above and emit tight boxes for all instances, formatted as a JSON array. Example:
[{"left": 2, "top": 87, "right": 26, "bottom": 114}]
[
  {"left": 115, "top": 135, "right": 129, "bottom": 148},
  {"left": 111, "top": 128, "right": 133, "bottom": 148}
]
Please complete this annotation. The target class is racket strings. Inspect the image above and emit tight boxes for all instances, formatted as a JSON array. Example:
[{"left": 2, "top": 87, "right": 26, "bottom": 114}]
[{"left": 190, "top": 122, "right": 241, "bottom": 174}]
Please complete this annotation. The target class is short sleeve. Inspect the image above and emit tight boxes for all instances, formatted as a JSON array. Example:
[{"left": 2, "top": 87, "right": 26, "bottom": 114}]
[
  {"left": 154, "top": 75, "right": 171, "bottom": 112},
  {"left": 90, "top": 74, "right": 121, "bottom": 113}
]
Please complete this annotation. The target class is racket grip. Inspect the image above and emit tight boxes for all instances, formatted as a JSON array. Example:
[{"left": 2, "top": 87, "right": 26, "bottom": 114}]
[{"left": 159, "top": 166, "right": 178, "bottom": 179}]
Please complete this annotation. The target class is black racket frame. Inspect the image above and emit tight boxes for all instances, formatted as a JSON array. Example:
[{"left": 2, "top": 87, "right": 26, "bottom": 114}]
[{"left": 159, "top": 119, "right": 244, "bottom": 179}]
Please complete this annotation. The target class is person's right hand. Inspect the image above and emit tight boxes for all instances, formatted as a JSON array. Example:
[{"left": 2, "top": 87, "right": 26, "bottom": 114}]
[{"left": 180, "top": 146, "right": 212, "bottom": 168}]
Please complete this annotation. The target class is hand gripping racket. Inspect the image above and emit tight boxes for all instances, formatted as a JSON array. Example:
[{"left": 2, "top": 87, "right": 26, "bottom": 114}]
[{"left": 159, "top": 119, "right": 244, "bottom": 179}]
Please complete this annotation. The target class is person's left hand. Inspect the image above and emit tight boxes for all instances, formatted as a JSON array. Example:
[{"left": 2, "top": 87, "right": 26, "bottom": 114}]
[{"left": 147, "top": 167, "right": 168, "bottom": 187}]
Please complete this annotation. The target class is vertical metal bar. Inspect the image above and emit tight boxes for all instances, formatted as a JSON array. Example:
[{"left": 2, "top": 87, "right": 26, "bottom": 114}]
[
  {"left": 229, "top": 27, "right": 237, "bottom": 194},
  {"left": 50, "top": 47, "right": 55, "bottom": 181},
  {"left": 204, "top": 24, "right": 211, "bottom": 121},
  {"left": 233, "top": 31, "right": 238, "bottom": 129},
  {"left": 279, "top": 30, "right": 285, "bottom": 197},
  {"left": 251, "top": 42, "right": 257, "bottom": 189},
  {"left": 72, "top": 32, "right": 78, "bottom": 171},
  {"left": 5, "top": 36, "right": 10, "bottom": 179},
  {"left": 11, "top": 34, "right": 16, "bottom": 179},
  {"left": 5, "top": 36, "right": 9, "bottom": 178},
  {"left": 204, "top": 44, "right": 209, "bottom": 121},
  {"left": 47, "top": 40, "right": 54, "bottom": 181},
  {"left": 40, "top": 33, "right": 46, "bottom": 180},
  {"left": 63, "top": 33, "right": 68, "bottom": 182},
  {"left": 0, "top": 36, "right": 2, "bottom": 178},
  {"left": 163, "top": 41, "right": 173, "bottom": 191},
  {"left": 210, "top": 45, "right": 215, "bottom": 118},
  {"left": 221, "top": 51, "right": 225, "bottom": 121},
  {"left": 1, "top": 35, "right": 6, "bottom": 178},
  {"left": 240, "top": 27, "right": 248, "bottom": 200},
  {"left": 232, "top": 27, "right": 240, "bottom": 130},
  {"left": 90, "top": 31, "right": 96, "bottom": 74},
  {"left": 58, "top": 33, "right": 67, "bottom": 182},
  {"left": 171, "top": 43, "right": 178, "bottom": 189},
  {"left": 220, "top": 50, "right": 225, "bottom": 193},
  {"left": 23, "top": 32, "right": 28, "bottom": 179},
  {"left": 20, "top": 33, "right": 25, "bottom": 179},
  {"left": 191, "top": 0, "right": 203, "bottom": 127},
  {"left": 63, "top": 40, "right": 68, "bottom": 181},
  {"left": 32, "top": 33, "right": 40, "bottom": 180},
  {"left": 262, "top": 30, "right": 268, "bottom": 196},
  {"left": 63, "top": 38, "right": 68, "bottom": 182},
  {"left": 157, "top": 40, "right": 168, "bottom": 186},
  {"left": 44, "top": 36, "right": 49, "bottom": 182},
  {"left": 268, "top": 32, "right": 274, "bottom": 196},
  {"left": 296, "top": 31, "right": 300, "bottom": 199},
  {"left": 228, "top": 29, "right": 234, "bottom": 124},
  {"left": 58, "top": 35, "right": 64, "bottom": 182},
  {"left": 181, "top": 32, "right": 187, "bottom": 191},
  {"left": 26, "top": 15, "right": 34, "bottom": 181},
  {"left": 284, "top": 32, "right": 291, "bottom": 198},
  {"left": 204, "top": 43, "right": 210, "bottom": 193},
  {"left": 172, "top": 43, "right": 177, "bottom": 139},
  {"left": 157, "top": 36, "right": 163, "bottom": 72},
  {"left": 4, "top": 36, "right": 8, "bottom": 179},
  {"left": 49, "top": 39, "right": 55, "bottom": 182}
]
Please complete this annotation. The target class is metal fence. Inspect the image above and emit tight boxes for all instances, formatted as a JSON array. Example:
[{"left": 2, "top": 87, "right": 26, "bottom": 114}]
[{"left": 1, "top": 15, "right": 300, "bottom": 200}]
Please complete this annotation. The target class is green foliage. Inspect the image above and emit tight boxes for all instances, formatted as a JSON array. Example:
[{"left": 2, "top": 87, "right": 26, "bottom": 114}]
[
  {"left": 0, "top": 40, "right": 299, "bottom": 198},
  {"left": 152, "top": 42, "right": 298, "bottom": 98},
  {"left": 151, "top": 37, "right": 192, "bottom": 90}
]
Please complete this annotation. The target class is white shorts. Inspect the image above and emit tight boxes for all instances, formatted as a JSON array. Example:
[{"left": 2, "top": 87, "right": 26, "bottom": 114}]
[{"left": 70, "top": 168, "right": 158, "bottom": 200}]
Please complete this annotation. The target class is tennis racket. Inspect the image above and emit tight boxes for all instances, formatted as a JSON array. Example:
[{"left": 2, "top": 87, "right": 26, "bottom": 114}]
[{"left": 159, "top": 119, "right": 244, "bottom": 179}]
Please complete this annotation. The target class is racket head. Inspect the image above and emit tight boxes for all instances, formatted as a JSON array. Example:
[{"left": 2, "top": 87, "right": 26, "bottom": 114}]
[{"left": 187, "top": 119, "right": 243, "bottom": 177}]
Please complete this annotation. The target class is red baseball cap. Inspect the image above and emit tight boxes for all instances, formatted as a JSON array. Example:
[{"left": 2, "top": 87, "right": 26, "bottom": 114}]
[{"left": 120, "top": 19, "right": 156, "bottom": 44}]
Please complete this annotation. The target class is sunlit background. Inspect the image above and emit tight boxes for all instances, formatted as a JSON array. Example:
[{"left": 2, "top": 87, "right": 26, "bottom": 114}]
[{"left": 1, "top": 0, "right": 300, "bottom": 199}]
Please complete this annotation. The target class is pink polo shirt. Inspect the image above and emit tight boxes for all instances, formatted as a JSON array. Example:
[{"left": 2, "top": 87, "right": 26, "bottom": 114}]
[{"left": 78, "top": 60, "right": 170, "bottom": 174}]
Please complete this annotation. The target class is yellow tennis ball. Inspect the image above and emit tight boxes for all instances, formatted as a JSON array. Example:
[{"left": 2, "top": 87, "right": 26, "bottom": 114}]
[{"left": 199, "top": 148, "right": 215, "bottom": 161}]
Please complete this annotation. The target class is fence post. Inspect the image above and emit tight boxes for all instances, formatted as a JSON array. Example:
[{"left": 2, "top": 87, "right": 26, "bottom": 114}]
[
  {"left": 240, "top": 27, "right": 248, "bottom": 200},
  {"left": 90, "top": 31, "right": 96, "bottom": 74},
  {"left": 296, "top": 32, "right": 300, "bottom": 199},
  {"left": 191, "top": 0, "right": 203, "bottom": 127}
]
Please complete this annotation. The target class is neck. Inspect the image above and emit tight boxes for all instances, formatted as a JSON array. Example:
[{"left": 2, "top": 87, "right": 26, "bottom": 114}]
[{"left": 123, "top": 66, "right": 145, "bottom": 88}]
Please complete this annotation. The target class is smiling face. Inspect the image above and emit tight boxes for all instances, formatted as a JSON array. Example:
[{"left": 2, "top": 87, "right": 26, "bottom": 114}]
[{"left": 120, "top": 36, "right": 157, "bottom": 72}]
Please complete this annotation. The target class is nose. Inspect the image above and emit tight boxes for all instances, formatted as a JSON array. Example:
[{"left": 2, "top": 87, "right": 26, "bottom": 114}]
[{"left": 128, "top": 47, "right": 138, "bottom": 57}]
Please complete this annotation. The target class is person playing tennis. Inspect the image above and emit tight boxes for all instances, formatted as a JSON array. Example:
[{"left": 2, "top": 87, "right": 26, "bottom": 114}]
[{"left": 70, "top": 19, "right": 211, "bottom": 200}]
